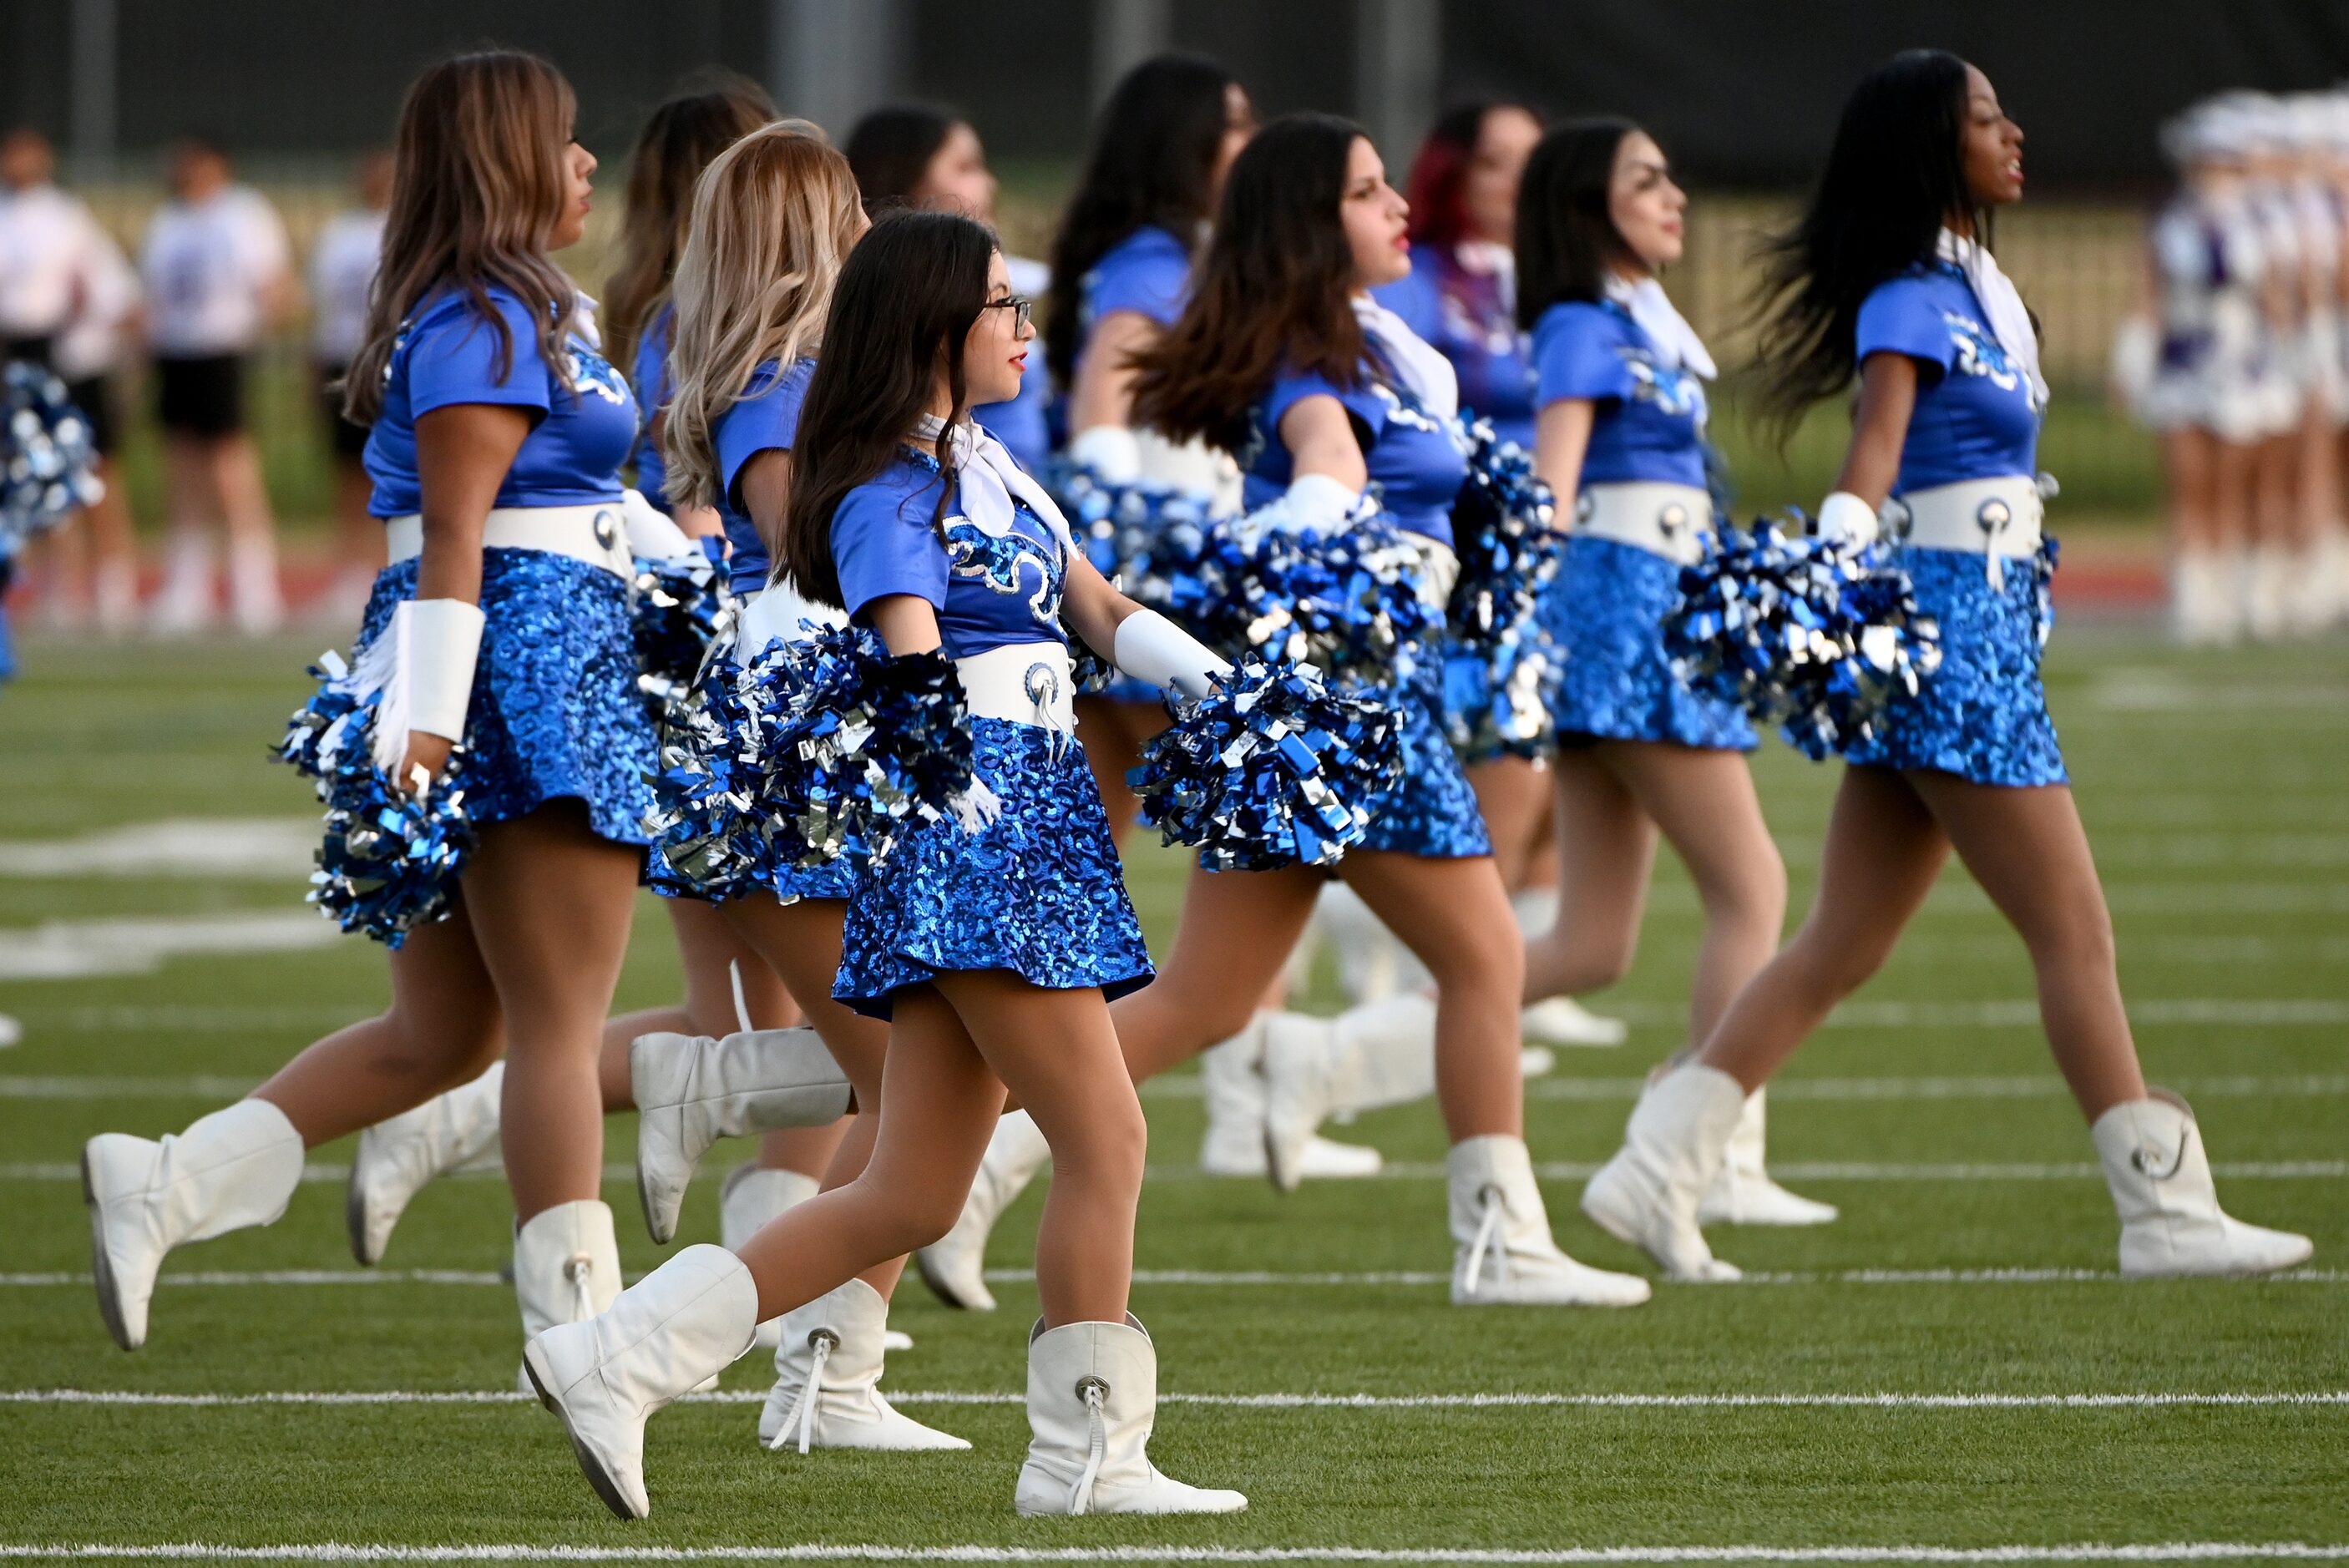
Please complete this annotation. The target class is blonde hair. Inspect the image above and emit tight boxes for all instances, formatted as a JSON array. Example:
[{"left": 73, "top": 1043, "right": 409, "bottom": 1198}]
[
  {"left": 661, "top": 121, "right": 863, "bottom": 518},
  {"left": 345, "top": 50, "right": 579, "bottom": 425}
]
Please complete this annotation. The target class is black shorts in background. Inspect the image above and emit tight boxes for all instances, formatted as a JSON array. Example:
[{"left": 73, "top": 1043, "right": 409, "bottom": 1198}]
[
  {"left": 3, "top": 334, "right": 57, "bottom": 368},
  {"left": 63, "top": 374, "right": 120, "bottom": 458},
  {"left": 316, "top": 362, "right": 372, "bottom": 460},
  {"left": 155, "top": 352, "right": 247, "bottom": 438}
]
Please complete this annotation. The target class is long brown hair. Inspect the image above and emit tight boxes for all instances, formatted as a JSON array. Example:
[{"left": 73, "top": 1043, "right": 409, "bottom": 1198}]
[
  {"left": 343, "top": 50, "right": 580, "bottom": 424},
  {"left": 602, "top": 73, "right": 775, "bottom": 377},
  {"left": 1130, "top": 114, "right": 1368, "bottom": 453},
  {"left": 661, "top": 122, "right": 862, "bottom": 517},
  {"left": 782, "top": 211, "right": 995, "bottom": 610}
]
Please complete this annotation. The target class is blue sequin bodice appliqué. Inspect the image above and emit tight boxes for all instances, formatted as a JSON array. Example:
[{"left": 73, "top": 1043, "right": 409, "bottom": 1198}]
[{"left": 943, "top": 514, "right": 1065, "bottom": 630}]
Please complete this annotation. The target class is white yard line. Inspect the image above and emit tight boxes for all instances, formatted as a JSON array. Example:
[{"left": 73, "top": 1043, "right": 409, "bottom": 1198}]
[
  {"left": 0, "top": 818, "right": 318, "bottom": 880},
  {"left": 0, "top": 913, "right": 337, "bottom": 981},
  {"left": 3, "top": 1388, "right": 2343, "bottom": 1412},
  {"left": 3, "top": 1539, "right": 2346, "bottom": 1563}
]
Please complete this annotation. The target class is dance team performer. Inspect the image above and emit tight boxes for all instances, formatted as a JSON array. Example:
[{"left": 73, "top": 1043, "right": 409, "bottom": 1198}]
[
  {"left": 527, "top": 209, "right": 1252, "bottom": 1520},
  {"left": 1582, "top": 50, "right": 2313, "bottom": 1282},
  {"left": 920, "top": 115, "right": 1650, "bottom": 1312}
]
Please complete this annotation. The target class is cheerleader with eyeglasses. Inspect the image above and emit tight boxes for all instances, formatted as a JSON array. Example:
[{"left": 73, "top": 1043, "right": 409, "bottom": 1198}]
[
  {"left": 1582, "top": 50, "right": 2311, "bottom": 1282},
  {"left": 524, "top": 210, "right": 1252, "bottom": 1520}
]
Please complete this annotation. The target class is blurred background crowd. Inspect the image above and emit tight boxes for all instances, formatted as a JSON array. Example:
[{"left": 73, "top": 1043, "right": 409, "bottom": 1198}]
[{"left": 3, "top": 0, "right": 2346, "bottom": 647}]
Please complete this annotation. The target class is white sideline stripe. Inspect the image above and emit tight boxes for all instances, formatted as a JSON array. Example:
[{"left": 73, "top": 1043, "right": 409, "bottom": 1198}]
[
  {"left": 0, "top": 913, "right": 337, "bottom": 981},
  {"left": 1594, "top": 999, "right": 2349, "bottom": 1029},
  {"left": 5, "top": 1388, "right": 2346, "bottom": 1412},
  {"left": 0, "top": 817, "right": 318, "bottom": 880},
  {"left": 6, "top": 1267, "right": 2341, "bottom": 1290},
  {"left": 3, "top": 1541, "right": 2346, "bottom": 1564}
]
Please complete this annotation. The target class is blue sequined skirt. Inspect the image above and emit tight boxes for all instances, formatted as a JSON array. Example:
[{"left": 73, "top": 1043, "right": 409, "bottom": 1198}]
[
  {"left": 1542, "top": 535, "right": 1756, "bottom": 751},
  {"left": 834, "top": 717, "right": 1154, "bottom": 1019},
  {"left": 357, "top": 549, "right": 656, "bottom": 847},
  {"left": 1840, "top": 546, "right": 2068, "bottom": 788},
  {"left": 1353, "top": 665, "right": 1494, "bottom": 861}
]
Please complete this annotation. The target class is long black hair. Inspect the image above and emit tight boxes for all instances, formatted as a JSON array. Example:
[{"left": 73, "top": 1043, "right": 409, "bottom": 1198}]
[
  {"left": 1515, "top": 117, "right": 1641, "bottom": 329},
  {"left": 1131, "top": 113, "right": 1369, "bottom": 454},
  {"left": 1045, "top": 53, "right": 1239, "bottom": 388},
  {"left": 844, "top": 104, "right": 959, "bottom": 214},
  {"left": 782, "top": 210, "right": 996, "bottom": 609},
  {"left": 1751, "top": 48, "right": 1983, "bottom": 437}
]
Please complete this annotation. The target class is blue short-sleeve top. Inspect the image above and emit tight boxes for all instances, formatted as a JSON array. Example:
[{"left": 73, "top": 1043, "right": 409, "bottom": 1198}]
[
  {"left": 711, "top": 357, "right": 817, "bottom": 595},
  {"left": 366, "top": 283, "right": 637, "bottom": 518},
  {"left": 630, "top": 302, "right": 674, "bottom": 508},
  {"left": 1076, "top": 225, "right": 1192, "bottom": 364},
  {"left": 1238, "top": 361, "right": 1469, "bottom": 550},
  {"left": 1855, "top": 262, "right": 2041, "bottom": 495},
  {"left": 829, "top": 449, "right": 1070, "bottom": 661},
  {"left": 1530, "top": 299, "right": 1709, "bottom": 491}
]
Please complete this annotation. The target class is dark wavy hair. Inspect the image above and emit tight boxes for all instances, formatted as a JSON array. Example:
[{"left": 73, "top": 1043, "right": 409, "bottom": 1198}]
[
  {"left": 843, "top": 104, "right": 960, "bottom": 214},
  {"left": 1044, "top": 53, "right": 1238, "bottom": 388},
  {"left": 782, "top": 210, "right": 996, "bottom": 609},
  {"left": 1750, "top": 48, "right": 1987, "bottom": 438},
  {"left": 1406, "top": 101, "right": 1542, "bottom": 253},
  {"left": 1514, "top": 118, "right": 1641, "bottom": 328},
  {"left": 1131, "top": 114, "right": 1369, "bottom": 453},
  {"left": 602, "top": 73, "right": 776, "bottom": 379}
]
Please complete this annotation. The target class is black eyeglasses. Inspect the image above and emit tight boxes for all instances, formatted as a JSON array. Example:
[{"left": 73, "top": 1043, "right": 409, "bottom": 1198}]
[{"left": 980, "top": 295, "right": 1033, "bottom": 332}]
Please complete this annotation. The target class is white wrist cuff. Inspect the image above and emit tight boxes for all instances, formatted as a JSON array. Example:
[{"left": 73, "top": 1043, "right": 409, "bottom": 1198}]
[
  {"left": 1283, "top": 473, "right": 1361, "bottom": 534},
  {"left": 620, "top": 487, "right": 696, "bottom": 560},
  {"left": 394, "top": 597, "right": 485, "bottom": 746},
  {"left": 1815, "top": 491, "right": 1883, "bottom": 547},
  {"left": 1113, "top": 609, "right": 1233, "bottom": 700},
  {"left": 1069, "top": 426, "right": 1143, "bottom": 485}
]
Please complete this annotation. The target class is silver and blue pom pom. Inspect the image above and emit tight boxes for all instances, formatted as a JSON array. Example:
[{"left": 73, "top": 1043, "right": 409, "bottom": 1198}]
[
  {"left": 1128, "top": 654, "right": 1405, "bottom": 873},
  {"left": 640, "top": 636, "right": 797, "bottom": 901},
  {"left": 1666, "top": 518, "right": 1942, "bottom": 761},
  {"left": 2, "top": 362, "right": 104, "bottom": 560},
  {"left": 276, "top": 650, "right": 475, "bottom": 946},
  {"left": 630, "top": 539, "right": 737, "bottom": 715},
  {"left": 1182, "top": 510, "right": 1439, "bottom": 687},
  {"left": 1049, "top": 458, "right": 1217, "bottom": 597},
  {"left": 1442, "top": 422, "right": 1567, "bottom": 761}
]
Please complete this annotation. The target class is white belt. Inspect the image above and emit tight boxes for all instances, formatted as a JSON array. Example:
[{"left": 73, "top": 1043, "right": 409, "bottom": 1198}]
[
  {"left": 1888, "top": 475, "right": 2050, "bottom": 591},
  {"left": 956, "top": 642, "right": 1077, "bottom": 734},
  {"left": 384, "top": 503, "right": 635, "bottom": 580},
  {"left": 1572, "top": 482, "right": 1714, "bottom": 565}
]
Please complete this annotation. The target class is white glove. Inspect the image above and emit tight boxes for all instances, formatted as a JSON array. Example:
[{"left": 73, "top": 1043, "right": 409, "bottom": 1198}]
[
  {"left": 1814, "top": 491, "right": 1883, "bottom": 548},
  {"left": 737, "top": 579, "right": 846, "bottom": 655},
  {"left": 1113, "top": 609, "right": 1233, "bottom": 700},
  {"left": 1068, "top": 425, "right": 1143, "bottom": 485},
  {"left": 1235, "top": 472, "right": 1360, "bottom": 546},
  {"left": 620, "top": 487, "right": 696, "bottom": 561}
]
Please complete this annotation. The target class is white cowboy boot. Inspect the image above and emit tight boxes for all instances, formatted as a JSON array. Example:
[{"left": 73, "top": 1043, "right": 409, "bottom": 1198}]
[
  {"left": 1581, "top": 1064, "right": 1745, "bottom": 1281},
  {"left": 1698, "top": 1088, "right": 1840, "bottom": 1227},
  {"left": 1014, "top": 1316, "right": 1246, "bottom": 1516},
  {"left": 1447, "top": 1135, "right": 1650, "bottom": 1307},
  {"left": 1260, "top": 998, "right": 1438, "bottom": 1192},
  {"left": 721, "top": 1163, "right": 821, "bottom": 1355},
  {"left": 83, "top": 1099, "right": 306, "bottom": 1350},
  {"left": 2093, "top": 1090, "right": 2313, "bottom": 1277},
  {"left": 632, "top": 1027, "right": 853, "bottom": 1245},
  {"left": 514, "top": 1200, "right": 623, "bottom": 1392},
  {"left": 756, "top": 1278, "right": 968, "bottom": 1453},
  {"left": 1511, "top": 889, "right": 1628, "bottom": 1048},
  {"left": 524, "top": 1243, "right": 760, "bottom": 1520},
  {"left": 1198, "top": 1019, "right": 1381, "bottom": 1180},
  {"left": 347, "top": 1060, "right": 505, "bottom": 1266},
  {"left": 916, "top": 1110, "right": 1050, "bottom": 1312}
]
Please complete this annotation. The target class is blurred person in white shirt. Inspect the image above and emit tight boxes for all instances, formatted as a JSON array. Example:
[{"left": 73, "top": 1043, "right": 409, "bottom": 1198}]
[
  {"left": 0, "top": 128, "right": 142, "bottom": 634},
  {"left": 139, "top": 136, "right": 298, "bottom": 635},
  {"left": 307, "top": 148, "right": 391, "bottom": 625}
]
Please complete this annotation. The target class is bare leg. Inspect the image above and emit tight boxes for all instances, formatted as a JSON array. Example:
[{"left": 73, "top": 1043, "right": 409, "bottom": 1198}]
[
  {"left": 1072, "top": 696, "right": 1161, "bottom": 846},
  {"left": 593, "top": 898, "right": 802, "bottom": 1109},
  {"left": 1521, "top": 751, "right": 1657, "bottom": 1004},
  {"left": 1339, "top": 851, "right": 1524, "bottom": 1141},
  {"left": 1595, "top": 742, "right": 1787, "bottom": 1043},
  {"left": 460, "top": 803, "right": 641, "bottom": 1222},
  {"left": 1906, "top": 776, "right": 2146, "bottom": 1120},
  {"left": 1697, "top": 766, "right": 1950, "bottom": 1090},
  {"left": 1108, "top": 862, "right": 1324, "bottom": 1080},
  {"left": 1468, "top": 756, "right": 1551, "bottom": 892},
  {"left": 251, "top": 900, "right": 504, "bottom": 1145}
]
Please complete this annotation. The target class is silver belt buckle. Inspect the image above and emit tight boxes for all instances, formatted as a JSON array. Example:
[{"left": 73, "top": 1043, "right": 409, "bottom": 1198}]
[
  {"left": 592, "top": 508, "right": 623, "bottom": 558},
  {"left": 1025, "top": 660, "right": 1067, "bottom": 761},
  {"left": 1975, "top": 497, "right": 2012, "bottom": 591}
]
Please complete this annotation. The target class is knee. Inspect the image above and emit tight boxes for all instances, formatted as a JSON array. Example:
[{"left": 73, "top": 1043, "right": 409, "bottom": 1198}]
[
  {"left": 883, "top": 1183, "right": 976, "bottom": 1253},
  {"left": 1536, "top": 915, "right": 1637, "bottom": 992},
  {"left": 1699, "top": 843, "right": 1789, "bottom": 943},
  {"left": 2024, "top": 899, "right": 2118, "bottom": 979},
  {"left": 1786, "top": 918, "right": 1889, "bottom": 1002},
  {"left": 1426, "top": 927, "right": 1526, "bottom": 1012},
  {"left": 379, "top": 1009, "right": 503, "bottom": 1090},
  {"left": 1044, "top": 1091, "right": 1149, "bottom": 1195}
]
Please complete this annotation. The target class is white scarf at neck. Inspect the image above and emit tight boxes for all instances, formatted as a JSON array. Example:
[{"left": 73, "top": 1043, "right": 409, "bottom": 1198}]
[
  {"left": 1602, "top": 273, "right": 1716, "bottom": 380},
  {"left": 1351, "top": 293, "right": 1460, "bottom": 418},
  {"left": 914, "top": 414, "right": 1076, "bottom": 553},
  {"left": 1936, "top": 228, "right": 2048, "bottom": 410}
]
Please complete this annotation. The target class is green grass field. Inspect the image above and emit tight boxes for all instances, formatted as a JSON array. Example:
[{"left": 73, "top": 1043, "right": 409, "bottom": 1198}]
[{"left": 0, "top": 628, "right": 2344, "bottom": 1564}]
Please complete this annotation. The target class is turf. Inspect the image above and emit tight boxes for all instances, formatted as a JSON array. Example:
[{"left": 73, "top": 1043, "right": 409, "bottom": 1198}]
[{"left": 0, "top": 627, "right": 2343, "bottom": 1561}]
